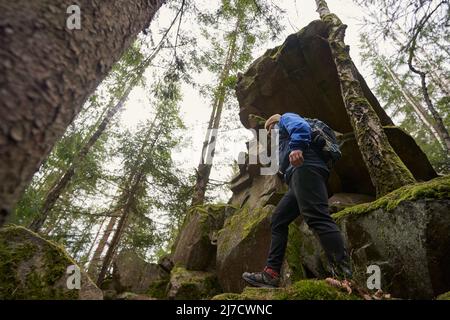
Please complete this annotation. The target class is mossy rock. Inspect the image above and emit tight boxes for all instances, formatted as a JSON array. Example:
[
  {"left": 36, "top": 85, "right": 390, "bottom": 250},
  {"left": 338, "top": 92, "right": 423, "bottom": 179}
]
[
  {"left": 333, "top": 175, "right": 450, "bottom": 222},
  {"left": 171, "top": 204, "right": 237, "bottom": 271},
  {"left": 216, "top": 205, "right": 275, "bottom": 293},
  {"left": 0, "top": 225, "right": 102, "bottom": 300},
  {"left": 436, "top": 291, "right": 450, "bottom": 300},
  {"left": 147, "top": 279, "right": 169, "bottom": 299},
  {"left": 212, "top": 279, "right": 359, "bottom": 300},
  {"left": 167, "top": 267, "right": 221, "bottom": 300}
]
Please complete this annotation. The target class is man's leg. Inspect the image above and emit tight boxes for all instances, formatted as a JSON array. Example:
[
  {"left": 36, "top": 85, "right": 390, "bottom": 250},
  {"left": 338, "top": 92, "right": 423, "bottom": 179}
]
[
  {"left": 242, "top": 188, "right": 300, "bottom": 288},
  {"left": 266, "top": 188, "right": 300, "bottom": 273},
  {"left": 290, "top": 166, "right": 352, "bottom": 278}
]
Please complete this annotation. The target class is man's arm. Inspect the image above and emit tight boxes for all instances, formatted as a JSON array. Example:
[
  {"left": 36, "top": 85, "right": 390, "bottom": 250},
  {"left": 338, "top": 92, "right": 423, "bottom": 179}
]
[{"left": 279, "top": 113, "right": 311, "bottom": 167}]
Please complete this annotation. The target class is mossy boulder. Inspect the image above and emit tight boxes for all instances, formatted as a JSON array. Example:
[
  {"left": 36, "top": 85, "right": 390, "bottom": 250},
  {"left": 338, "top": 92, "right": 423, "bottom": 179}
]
[
  {"left": 167, "top": 267, "right": 221, "bottom": 300},
  {"left": 112, "top": 249, "right": 169, "bottom": 295},
  {"left": 436, "top": 291, "right": 450, "bottom": 300},
  {"left": 296, "top": 176, "right": 450, "bottom": 299},
  {"left": 0, "top": 225, "right": 102, "bottom": 300},
  {"left": 212, "top": 279, "right": 359, "bottom": 300},
  {"left": 216, "top": 204, "right": 275, "bottom": 293},
  {"left": 171, "top": 204, "right": 236, "bottom": 271}
]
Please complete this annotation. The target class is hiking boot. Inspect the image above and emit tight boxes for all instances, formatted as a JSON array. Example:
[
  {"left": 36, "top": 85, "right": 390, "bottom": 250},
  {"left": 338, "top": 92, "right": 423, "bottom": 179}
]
[
  {"left": 330, "top": 259, "right": 353, "bottom": 280},
  {"left": 242, "top": 267, "right": 280, "bottom": 288}
]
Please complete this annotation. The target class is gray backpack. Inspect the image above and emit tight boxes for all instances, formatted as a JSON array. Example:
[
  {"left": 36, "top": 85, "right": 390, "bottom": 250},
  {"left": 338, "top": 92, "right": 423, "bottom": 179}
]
[{"left": 305, "top": 118, "right": 342, "bottom": 166}]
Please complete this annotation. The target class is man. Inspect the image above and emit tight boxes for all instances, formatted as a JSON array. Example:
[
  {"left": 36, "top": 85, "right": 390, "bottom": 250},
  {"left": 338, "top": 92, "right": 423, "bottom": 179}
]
[{"left": 242, "top": 112, "right": 352, "bottom": 288}]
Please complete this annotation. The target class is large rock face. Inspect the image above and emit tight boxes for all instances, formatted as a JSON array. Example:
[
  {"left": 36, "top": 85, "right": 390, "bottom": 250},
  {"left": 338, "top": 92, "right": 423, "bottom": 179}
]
[
  {"left": 235, "top": 20, "right": 392, "bottom": 134},
  {"left": 112, "top": 249, "right": 169, "bottom": 295},
  {"left": 296, "top": 176, "right": 450, "bottom": 299},
  {"left": 0, "top": 226, "right": 103, "bottom": 300},
  {"left": 235, "top": 20, "right": 437, "bottom": 197},
  {"left": 171, "top": 204, "right": 236, "bottom": 271}
]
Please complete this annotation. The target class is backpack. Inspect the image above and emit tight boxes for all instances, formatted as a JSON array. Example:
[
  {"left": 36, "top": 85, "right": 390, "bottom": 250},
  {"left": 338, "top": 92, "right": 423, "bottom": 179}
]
[{"left": 305, "top": 118, "right": 342, "bottom": 167}]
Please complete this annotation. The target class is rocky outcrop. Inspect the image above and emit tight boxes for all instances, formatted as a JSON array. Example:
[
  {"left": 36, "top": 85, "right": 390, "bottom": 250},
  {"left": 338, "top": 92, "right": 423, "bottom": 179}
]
[
  {"left": 236, "top": 20, "right": 392, "bottom": 134},
  {"left": 0, "top": 226, "right": 103, "bottom": 300},
  {"left": 234, "top": 20, "right": 437, "bottom": 197},
  {"left": 296, "top": 176, "right": 450, "bottom": 299},
  {"left": 212, "top": 279, "right": 359, "bottom": 300},
  {"left": 167, "top": 267, "right": 221, "bottom": 300},
  {"left": 167, "top": 20, "right": 446, "bottom": 300},
  {"left": 112, "top": 249, "right": 169, "bottom": 295},
  {"left": 171, "top": 204, "right": 236, "bottom": 271}
]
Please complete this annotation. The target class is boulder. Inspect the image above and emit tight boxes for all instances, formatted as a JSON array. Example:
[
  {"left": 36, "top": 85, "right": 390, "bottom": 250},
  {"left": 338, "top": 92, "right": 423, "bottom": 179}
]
[
  {"left": 235, "top": 20, "right": 392, "bottom": 134},
  {"left": 167, "top": 267, "right": 221, "bottom": 300},
  {"left": 158, "top": 254, "right": 174, "bottom": 273},
  {"left": 229, "top": 169, "right": 286, "bottom": 210},
  {"left": 212, "top": 279, "right": 359, "bottom": 300},
  {"left": 296, "top": 175, "right": 450, "bottom": 299},
  {"left": 328, "top": 193, "right": 375, "bottom": 213},
  {"left": 116, "top": 292, "right": 156, "bottom": 300},
  {"left": 0, "top": 225, "right": 103, "bottom": 300},
  {"left": 436, "top": 291, "right": 450, "bottom": 300},
  {"left": 216, "top": 205, "right": 275, "bottom": 293},
  {"left": 112, "top": 249, "right": 169, "bottom": 295},
  {"left": 171, "top": 204, "right": 236, "bottom": 271}
]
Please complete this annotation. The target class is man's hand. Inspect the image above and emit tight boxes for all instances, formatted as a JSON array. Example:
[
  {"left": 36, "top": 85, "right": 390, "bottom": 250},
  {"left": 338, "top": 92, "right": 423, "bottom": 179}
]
[{"left": 289, "top": 150, "right": 304, "bottom": 167}]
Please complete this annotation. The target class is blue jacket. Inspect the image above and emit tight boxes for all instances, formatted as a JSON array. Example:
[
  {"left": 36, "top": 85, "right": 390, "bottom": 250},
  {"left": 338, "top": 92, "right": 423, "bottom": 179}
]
[{"left": 277, "top": 113, "right": 328, "bottom": 183}]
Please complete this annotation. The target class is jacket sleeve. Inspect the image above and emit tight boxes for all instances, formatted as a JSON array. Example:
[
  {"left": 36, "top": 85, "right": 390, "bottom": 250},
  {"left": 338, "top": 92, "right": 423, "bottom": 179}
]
[{"left": 279, "top": 113, "right": 311, "bottom": 152}]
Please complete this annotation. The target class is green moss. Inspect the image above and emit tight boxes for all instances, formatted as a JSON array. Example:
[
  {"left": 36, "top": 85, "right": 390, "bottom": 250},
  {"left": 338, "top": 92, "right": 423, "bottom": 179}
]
[
  {"left": 285, "top": 224, "right": 306, "bottom": 282},
  {"left": 185, "top": 203, "right": 237, "bottom": 236},
  {"left": 217, "top": 205, "right": 272, "bottom": 258},
  {"left": 212, "top": 280, "right": 359, "bottom": 300},
  {"left": 169, "top": 267, "right": 221, "bottom": 300},
  {"left": 333, "top": 175, "right": 450, "bottom": 222},
  {"left": 436, "top": 291, "right": 450, "bottom": 300},
  {"left": 0, "top": 225, "right": 80, "bottom": 300},
  {"left": 147, "top": 280, "right": 169, "bottom": 299}
]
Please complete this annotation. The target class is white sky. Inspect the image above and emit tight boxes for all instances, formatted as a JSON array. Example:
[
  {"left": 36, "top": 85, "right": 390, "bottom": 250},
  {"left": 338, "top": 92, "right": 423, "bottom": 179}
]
[{"left": 116, "top": 0, "right": 376, "bottom": 203}]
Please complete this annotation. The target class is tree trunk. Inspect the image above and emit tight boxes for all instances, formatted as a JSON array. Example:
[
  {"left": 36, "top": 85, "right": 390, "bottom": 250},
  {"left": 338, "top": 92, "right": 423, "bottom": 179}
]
[
  {"left": 0, "top": 0, "right": 166, "bottom": 227},
  {"left": 407, "top": 52, "right": 450, "bottom": 152},
  {"left": 29, "top": 85, "right": 133, "bottom": 232},
  {"left": 191, "top": 19, "right": 240, "bottom": 206},
  {"left": 84, "top": 216, "right": 107, "bottom": 265},
  {"left": 377, "top": 54, "right": 443, "bottom": 146},
  {"left": 87, "top": 216, "right": 117, "bottom": 278},
  {"left": 315, "top": 0, "right": 415, "bottom": 196},
  {"left": 96, "top": 114, "right": 163, "bottom": 285}
]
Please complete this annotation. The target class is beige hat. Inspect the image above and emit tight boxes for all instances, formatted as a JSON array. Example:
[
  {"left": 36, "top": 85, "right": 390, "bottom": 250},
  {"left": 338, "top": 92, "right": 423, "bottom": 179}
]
[{"left": 264, "top": 114, "right": 281, "bottom": 131}]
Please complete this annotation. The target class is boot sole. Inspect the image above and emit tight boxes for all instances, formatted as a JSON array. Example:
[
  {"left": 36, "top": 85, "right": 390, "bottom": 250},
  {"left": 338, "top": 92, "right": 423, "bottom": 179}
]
[{"left": 242, "top": 274, "right": 278, "bottom": 289}]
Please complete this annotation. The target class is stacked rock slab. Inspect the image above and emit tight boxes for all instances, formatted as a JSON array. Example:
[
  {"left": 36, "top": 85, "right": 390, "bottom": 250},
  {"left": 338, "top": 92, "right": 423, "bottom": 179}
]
[{"left": 235, "top": 19, "right": 437, "bottom": 197}]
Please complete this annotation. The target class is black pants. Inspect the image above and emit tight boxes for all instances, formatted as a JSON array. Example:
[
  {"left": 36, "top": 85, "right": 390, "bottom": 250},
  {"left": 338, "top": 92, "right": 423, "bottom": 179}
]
[{"left": 266, "top": 165, "right": 347, "bottom": 273}]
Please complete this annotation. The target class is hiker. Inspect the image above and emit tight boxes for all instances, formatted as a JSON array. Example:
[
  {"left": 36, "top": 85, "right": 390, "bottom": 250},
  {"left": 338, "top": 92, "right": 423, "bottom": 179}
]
[{"left": 242, "top": 112, "right": 352, "bottom": 288}]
